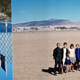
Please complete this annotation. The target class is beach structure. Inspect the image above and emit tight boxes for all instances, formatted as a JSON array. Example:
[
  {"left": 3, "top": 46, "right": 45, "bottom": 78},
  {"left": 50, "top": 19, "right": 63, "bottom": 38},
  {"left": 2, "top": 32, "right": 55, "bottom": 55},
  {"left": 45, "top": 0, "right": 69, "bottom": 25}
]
[
  {"left": 12, "top": 25, "right": 80, "bottom": 32},
  {"left": 13, "top": 27, "right": 31, "bottom": 32}
]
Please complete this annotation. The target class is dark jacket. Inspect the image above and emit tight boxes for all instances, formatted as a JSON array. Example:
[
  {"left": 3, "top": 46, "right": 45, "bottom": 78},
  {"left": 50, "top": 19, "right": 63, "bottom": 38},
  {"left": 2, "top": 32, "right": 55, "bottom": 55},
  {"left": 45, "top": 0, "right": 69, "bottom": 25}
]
[
  {"left": 65, "top": 59, "right": 71, "bottom": 65},
  {"left": 53, "top": 47, "right": 62, "bottom": 59},
  {"left": 61, "top": 48, "right": 69, "bottom": 60}
]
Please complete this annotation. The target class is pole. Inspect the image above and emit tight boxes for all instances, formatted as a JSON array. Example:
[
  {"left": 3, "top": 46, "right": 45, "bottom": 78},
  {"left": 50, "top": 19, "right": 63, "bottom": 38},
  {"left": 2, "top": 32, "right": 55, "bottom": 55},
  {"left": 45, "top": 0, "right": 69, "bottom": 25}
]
[{"left": 5, "top": 20, "right": 7, "bottom": 76}]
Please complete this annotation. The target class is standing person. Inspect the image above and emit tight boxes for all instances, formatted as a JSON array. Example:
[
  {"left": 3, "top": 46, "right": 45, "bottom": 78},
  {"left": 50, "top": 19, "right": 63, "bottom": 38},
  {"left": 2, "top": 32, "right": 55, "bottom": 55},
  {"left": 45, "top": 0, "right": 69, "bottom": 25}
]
[
  {"left": 69, "top": 44, "right": 76, "bottom": 72},
  {"left": 61, "top": 42, "right": 69, "bottom": 73},
  {"left": 75, "top": 44, "right": 80, "bottom": 71},
  {"left": 65, "top": 56, "right": 71, "bottom": 73},
  {"left": 53, "top": 43, "right": 62, "bottom": 75}
]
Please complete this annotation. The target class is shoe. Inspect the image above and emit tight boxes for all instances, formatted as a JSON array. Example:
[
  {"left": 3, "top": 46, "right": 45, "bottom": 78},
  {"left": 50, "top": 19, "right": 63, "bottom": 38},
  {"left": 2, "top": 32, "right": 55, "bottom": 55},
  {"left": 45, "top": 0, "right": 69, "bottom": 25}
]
[
  {"left": 68, "top": 71, "right": 70, "bottom": 73},
  {"left": 61, "top": 72, "right": 63, "bottom": 74},
  {"left": 59, "top": 72, "right": 62, "bottom": 74},
  {"left": 72, "top": 70, "right": 75, "bottom": 72},
  {"left": 76, "top": 69, "right": 78, "bottom": 71},
  {"left": 76, "top": 69, "right": 79, "bottom": 71},
  {"left": 66, "top": 71, "right": 68, "bottom": 74},
  {"left": 54, "top": 73, "right": 57, "bottom": 75}
]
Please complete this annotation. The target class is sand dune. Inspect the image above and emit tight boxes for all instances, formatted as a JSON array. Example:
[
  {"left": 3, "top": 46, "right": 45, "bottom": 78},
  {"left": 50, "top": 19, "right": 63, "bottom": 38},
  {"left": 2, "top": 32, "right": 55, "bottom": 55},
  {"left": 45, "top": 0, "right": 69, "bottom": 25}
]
[{"left": 13, "top": 30, "right": 80, "bottom": 80}]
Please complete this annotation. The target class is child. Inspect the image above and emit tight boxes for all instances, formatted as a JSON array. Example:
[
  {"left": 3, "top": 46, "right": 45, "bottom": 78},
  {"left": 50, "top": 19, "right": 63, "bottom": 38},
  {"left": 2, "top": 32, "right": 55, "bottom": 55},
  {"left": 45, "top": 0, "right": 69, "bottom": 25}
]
[
  {"left": 75, "top": 44, "right": 80, "bottom": 71},
  {"left": 69, "top": 44, "right": 76, "bottom": 72},
  {"left": 65, "top": 56, "right": 71, "bottom": 73}
]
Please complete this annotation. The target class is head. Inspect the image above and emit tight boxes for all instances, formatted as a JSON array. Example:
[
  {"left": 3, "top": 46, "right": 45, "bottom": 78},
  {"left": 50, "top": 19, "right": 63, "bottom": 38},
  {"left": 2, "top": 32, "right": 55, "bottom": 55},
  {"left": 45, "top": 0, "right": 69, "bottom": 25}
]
[
  {"left": 56, "top": 43, "right": 60, "bottom": 48},
  {"left": 70, "top": 44, "right": 74, "bottom": 49},
  {"left": 63, "top": 42, "right": 67, "bottom": 48},
  {"left": 66, "top": 56, "right": 70, "bottom": 60},
  {"left": 76, "top": 44, "right": 79, "bottom": 49}
]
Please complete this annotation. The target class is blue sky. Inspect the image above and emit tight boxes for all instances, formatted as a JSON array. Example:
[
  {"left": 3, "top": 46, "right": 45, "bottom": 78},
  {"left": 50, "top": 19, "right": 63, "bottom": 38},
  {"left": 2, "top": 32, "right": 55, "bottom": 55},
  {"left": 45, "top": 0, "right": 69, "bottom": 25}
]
[{"left": 12, "top": 0, "right": 80, "bottom": 24}]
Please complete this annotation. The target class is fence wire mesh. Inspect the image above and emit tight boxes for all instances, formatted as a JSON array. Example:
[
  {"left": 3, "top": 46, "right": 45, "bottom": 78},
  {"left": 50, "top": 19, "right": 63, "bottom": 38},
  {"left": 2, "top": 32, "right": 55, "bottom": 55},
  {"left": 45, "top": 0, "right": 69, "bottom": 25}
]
[{"left": 0, "top": 20, "right": 12, "bottom": 64}]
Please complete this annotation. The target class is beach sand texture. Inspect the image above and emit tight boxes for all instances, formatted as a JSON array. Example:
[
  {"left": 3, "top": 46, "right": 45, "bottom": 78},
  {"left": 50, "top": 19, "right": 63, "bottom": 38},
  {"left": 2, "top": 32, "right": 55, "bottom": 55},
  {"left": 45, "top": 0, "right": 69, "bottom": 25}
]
[{"left": 13, "top": 30, "right": 80, "bottom": 80}]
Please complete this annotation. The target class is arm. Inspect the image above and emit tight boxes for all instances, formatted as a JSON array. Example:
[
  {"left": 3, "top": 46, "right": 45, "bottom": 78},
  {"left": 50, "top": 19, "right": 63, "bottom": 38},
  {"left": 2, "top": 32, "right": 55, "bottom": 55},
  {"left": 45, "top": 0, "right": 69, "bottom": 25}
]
[
  {"left": 74, "top": 50, "right": 76, "bottom": 60},
  {"left": 53, "top": 48, "right": 57, "bottom": 59},
  {"left": 53, "top": 49, "right": 56, "bottom": 59},
  {"left": 67, "top": 49, "right": 69, "bottom": 56},
  {"left": 61, "top": 48, "right": 63, "bottom": 61}
]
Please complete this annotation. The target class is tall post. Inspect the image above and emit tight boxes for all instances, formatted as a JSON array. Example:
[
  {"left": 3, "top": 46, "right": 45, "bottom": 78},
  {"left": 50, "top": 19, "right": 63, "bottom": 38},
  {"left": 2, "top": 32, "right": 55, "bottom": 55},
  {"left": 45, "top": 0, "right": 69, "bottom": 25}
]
[{"left": 5, "top": 19, "right": 7, "bottom": 76}]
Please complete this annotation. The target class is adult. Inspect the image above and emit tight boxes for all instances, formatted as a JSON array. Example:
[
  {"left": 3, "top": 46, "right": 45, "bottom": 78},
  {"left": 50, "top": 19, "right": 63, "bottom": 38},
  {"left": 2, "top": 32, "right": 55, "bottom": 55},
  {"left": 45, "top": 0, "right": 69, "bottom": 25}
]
[
  {"left": 53, "top": 43, "right": 62, "bottom": 75},
  {"left": 75, "top": 44, "right": 80, "bottom": 71},
  {"left": 69, "top": 44, "right": 76, "bottom": 72},
  {"left": 61, "top": 42, "right": 69, "bottom": 73}
]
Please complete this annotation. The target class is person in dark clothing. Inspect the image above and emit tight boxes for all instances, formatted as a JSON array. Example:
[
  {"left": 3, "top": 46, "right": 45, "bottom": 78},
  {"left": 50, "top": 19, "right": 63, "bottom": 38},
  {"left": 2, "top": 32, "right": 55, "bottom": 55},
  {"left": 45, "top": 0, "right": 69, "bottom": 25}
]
[
  {"left": 53, "top": 43, "right": 62, "bottom": 75},
  {"left": 65, "top": 56, "right": 71, "bottom": 73},
  {"left": 75, "top": 44, "right": 80, "bottom": 70}
]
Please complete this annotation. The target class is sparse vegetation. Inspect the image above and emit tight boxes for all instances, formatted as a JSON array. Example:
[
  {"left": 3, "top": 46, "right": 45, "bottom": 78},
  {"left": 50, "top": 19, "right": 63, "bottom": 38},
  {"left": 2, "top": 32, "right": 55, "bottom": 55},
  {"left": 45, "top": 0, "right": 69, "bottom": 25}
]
[
  {"left": 56, "top": 27, "right": 67, "bottom": 30},
  {"left": 0, "top": 0, "right": 11, "bottom": 18},
  {"left": 30, "top": 27, "right": 38, "bottom": 30}
]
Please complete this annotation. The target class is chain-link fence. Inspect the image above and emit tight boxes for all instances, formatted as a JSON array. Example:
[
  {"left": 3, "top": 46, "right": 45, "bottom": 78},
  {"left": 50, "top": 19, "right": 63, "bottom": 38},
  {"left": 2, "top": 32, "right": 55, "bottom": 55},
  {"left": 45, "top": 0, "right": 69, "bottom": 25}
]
[{"left": 0, "top": 19, "right": 12, "bottom": 72}]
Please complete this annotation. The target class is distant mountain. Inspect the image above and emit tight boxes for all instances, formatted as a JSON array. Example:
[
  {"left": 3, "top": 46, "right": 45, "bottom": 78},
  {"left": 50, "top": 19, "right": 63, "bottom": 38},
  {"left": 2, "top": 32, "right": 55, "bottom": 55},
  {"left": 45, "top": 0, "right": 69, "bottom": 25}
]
[
  {"left": 12, "top": 18, "right": 80, "bottom": 28},
  {"left": 75, "top": 22, "right": 80, "bottom": 25}
]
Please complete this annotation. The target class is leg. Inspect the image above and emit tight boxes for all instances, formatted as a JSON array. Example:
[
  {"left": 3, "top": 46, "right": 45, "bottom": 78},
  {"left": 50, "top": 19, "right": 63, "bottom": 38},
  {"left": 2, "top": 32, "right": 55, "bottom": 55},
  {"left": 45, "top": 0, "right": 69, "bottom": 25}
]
[
  {"left": 66, "top": 66, "right": 67, "bottom": 72},
  {"left": 65, "top": 66, "right": 68, "bottom": 73},
  {"left": 54, "top": 57, "right": 58, "bottom": 75},
  {"left": 62, "top": 65, "right": 65, "bottom": 73},
  {"left": 67, "top": 67, "right": 69, "bottom": 71},
  {"left": 72, "top": 63, "right": 74, "bottom": 71},
  {"left": 79, "top": 59, "right": 80, "bottom": 70},
  {"left": 69, "top": 66, "right": 70, "bottom": 71},
  {"left": 79, "top": 65, "right": 80, "bottom": 70},
  {"left": 77, "top": 64, "right": 79, "bottom": 70},
  {"left": 63, "top": 65, "right": 66, "bottom": 72},
  {"left": 70, "top": 64, "right": 72, "bottom": 71},
  {"left": 58, "top": 58, "right": 61, "bottom": 73},
  {"left": 61, "top": 64, "right": 63, "bottom": 73},
  {"left": 76, "top": 58, "right": 79, "bottom": 70},
  {"left": 78, "top": 61, "right": 80, "bottom": 70}
]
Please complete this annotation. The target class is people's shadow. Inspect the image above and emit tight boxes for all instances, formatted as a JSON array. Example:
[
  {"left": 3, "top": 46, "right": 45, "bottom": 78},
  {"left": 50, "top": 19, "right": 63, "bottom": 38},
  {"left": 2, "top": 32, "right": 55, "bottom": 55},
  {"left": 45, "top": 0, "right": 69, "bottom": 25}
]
[
  {"left": 42, "top": 67, "right": 59, "bottom": 75},
  {"left": 42, "top": 64, "right": 77, "bottom": 75}
]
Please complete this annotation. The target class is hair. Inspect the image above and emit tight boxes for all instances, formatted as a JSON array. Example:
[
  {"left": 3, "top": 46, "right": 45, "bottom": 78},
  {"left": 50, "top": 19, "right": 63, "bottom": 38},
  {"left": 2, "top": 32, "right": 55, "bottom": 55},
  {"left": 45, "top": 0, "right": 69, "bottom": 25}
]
[
  {"left": 63, "top": 42, "right": 67, "bottom": 45},
  {"left": 56, "top": 43, "right": 60, "bottom": 46},
  {"left": 66, "top": 55, "right": 70, "bottom": 58},
  {"left": 76, "top": 44, "right": 79, "bottom": 47},
  {"left": 70, "top": 44, "right": 74, "bottom": 48}
]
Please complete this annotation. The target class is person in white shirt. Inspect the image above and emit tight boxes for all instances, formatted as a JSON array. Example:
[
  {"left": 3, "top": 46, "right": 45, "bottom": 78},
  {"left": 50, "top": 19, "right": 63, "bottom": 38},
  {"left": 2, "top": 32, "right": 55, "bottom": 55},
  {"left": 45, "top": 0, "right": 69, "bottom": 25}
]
[
  {"left": 69, "top": 44, "right": 76, "bottom": 72},
  {"left": 61, "top": 42, "right": 69, "bottom": 73}
]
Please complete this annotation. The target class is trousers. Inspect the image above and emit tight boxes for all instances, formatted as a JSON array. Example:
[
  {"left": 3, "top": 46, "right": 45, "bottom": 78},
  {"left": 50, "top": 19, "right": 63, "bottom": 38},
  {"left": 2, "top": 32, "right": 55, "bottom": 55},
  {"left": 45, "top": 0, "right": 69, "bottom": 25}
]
[{"left": 54, "top": 57, "right": 61, "bottom": 74}]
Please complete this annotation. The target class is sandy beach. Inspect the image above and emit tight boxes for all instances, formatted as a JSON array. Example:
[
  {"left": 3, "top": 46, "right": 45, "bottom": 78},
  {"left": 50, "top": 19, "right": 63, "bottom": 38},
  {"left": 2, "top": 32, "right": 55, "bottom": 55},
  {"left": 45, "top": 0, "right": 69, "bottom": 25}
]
[{"left": 13, "top": 30, "right": 80, "bottom": 80}]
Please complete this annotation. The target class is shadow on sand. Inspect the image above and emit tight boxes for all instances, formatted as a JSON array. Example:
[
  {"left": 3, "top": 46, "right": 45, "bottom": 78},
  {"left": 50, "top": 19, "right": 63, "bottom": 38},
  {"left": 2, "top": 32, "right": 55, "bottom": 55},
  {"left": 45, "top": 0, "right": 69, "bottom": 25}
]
[
  {"left": 42, "top": 64, "right": 77, "bottom": 75},
  {"left": 42, "top": 67, "right": 60, "bottom": 75}
]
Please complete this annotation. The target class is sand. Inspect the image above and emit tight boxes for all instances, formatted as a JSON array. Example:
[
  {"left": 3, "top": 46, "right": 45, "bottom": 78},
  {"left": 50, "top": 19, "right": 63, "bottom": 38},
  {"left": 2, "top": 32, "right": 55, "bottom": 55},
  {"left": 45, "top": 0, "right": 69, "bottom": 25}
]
[{"left": 13, "top": 30, "right": 80, "bottom": 80}]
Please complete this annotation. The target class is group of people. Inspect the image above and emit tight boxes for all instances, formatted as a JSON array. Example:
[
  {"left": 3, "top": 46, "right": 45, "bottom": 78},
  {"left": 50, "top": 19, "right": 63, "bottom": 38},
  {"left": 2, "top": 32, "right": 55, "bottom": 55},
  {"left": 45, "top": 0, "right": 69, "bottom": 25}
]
[{"left": 53, "top": 42, "right": 80, "bottom": 75}]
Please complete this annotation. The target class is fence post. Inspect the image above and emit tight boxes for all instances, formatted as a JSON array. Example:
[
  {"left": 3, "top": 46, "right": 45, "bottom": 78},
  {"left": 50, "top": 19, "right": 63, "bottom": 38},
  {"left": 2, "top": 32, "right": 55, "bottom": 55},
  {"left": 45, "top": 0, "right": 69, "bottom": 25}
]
[{"left": 5, "top": 19, "right": 7, "bottom": 76}]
